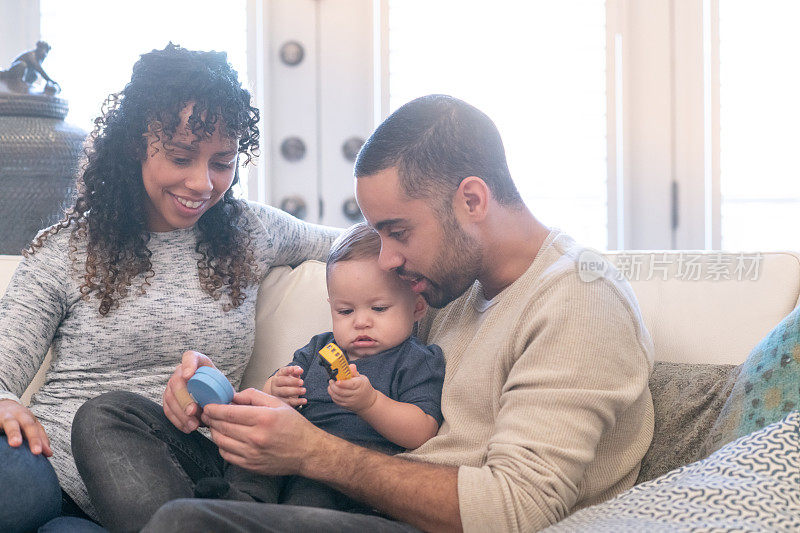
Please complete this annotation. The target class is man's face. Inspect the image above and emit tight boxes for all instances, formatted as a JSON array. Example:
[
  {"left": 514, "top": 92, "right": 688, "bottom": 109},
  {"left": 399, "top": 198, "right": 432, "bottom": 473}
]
[{"left": 355, "top": 167, "right": 482, "bottom": 308}]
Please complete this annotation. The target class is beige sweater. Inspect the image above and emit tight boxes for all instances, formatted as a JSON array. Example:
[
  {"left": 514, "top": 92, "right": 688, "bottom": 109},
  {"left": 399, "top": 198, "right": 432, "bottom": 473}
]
[{"left": 403, "top": 230, "right": 654, "bottom": 532}]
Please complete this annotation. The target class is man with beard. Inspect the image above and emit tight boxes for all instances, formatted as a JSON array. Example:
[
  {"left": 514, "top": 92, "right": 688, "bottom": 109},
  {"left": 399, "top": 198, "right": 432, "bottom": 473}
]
[{"left": 143, "top": 95, "right": 654, "bottom": 532}]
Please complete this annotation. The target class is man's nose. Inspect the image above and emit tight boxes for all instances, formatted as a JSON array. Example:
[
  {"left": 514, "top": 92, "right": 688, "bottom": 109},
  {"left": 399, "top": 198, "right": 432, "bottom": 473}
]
[{"left": 377, "top": 243, "right": 403, "bottom": 271}]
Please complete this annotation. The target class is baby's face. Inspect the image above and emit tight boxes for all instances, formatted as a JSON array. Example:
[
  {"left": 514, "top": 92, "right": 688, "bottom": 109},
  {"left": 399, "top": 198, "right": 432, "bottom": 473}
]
[{"left": 327, "top": 258, "right": 424, "bottom": 360}]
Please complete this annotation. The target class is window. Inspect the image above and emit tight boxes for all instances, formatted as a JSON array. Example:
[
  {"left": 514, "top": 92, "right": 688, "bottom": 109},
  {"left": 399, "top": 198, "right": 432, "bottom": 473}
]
[
  {"left": 22, "top": 1, "right": 800, "bottom": 250},
  {"left": 718, "top": 0, "right": 800, "bottom": 250},
  {"left": 39, "top": 0, "right": 250, "bottom": 196},
  {"left": 388, "top": 0, "right": 608, "bottom": 249}
]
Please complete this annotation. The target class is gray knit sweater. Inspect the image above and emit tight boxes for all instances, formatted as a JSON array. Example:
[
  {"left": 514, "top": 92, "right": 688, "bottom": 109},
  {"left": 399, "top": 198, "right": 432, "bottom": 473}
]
[{"left": 0, "top": 201, "right": 338, "bottom": 517}]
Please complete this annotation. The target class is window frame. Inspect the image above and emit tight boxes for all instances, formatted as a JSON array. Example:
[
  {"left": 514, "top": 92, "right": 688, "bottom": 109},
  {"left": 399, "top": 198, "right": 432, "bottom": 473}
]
[{"left": 608, "top": 0, "right": 721, "bottom": 250}]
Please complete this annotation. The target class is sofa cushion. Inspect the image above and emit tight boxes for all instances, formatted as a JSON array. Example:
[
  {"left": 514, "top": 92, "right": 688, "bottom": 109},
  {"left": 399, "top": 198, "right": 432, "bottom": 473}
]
[
  {"left": 636, "top": 361, "right": 739, "bottom": 484},
  {"left": 544, "top": 411, "right": 800, "bottom": 532},
  {"left": 240, "top": 260, "right": 332, "bottom": 391},
  {"left": 605, "top": 251, "right": 800, "bottom": 365},
  {"left": 702, "top": 305, "right": 800, "bottom": 456}
]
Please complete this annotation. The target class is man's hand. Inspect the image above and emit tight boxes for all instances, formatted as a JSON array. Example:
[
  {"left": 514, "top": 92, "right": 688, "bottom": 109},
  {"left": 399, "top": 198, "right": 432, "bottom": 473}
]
[
  {"left": 162, "top": 350, "right": 216, "bottom": 433},
  {"left": 202, "top": 388, "right": 328, "bottom": 476},
  {"left": 0, "top": 399, "right": 52, "bottom": 456},
  {"left": 203, "top": 388, "right": 461, "bottom": 532},
  {"left": 327, "top": 364, "right": 377, "bottom": 413},
  {"left": 264, "top": 366, "right": 307, "bottom": 407}
]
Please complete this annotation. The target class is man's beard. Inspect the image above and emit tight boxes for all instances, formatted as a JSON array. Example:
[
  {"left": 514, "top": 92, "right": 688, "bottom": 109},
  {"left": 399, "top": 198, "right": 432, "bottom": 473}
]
[{"left": 406, "top": 212, "right": 482, "bottom": 309}]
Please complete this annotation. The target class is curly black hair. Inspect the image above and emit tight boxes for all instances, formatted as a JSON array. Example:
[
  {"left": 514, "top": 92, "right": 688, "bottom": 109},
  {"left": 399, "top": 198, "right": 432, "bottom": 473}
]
[{"left": 26, "top": 43, "right": 261, "bottom": 316}]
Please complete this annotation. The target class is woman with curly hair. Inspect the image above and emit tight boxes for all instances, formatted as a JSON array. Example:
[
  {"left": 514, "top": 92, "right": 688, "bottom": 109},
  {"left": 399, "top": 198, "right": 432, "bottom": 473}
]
[{"left": 0, "top": 43, "right": 337, "bottom": 531}]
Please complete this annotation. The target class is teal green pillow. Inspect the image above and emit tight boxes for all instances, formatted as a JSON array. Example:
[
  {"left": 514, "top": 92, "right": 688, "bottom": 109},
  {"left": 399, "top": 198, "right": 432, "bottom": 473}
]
[{"left": 703, "top": 306, "right": 800, "bottom": 455}]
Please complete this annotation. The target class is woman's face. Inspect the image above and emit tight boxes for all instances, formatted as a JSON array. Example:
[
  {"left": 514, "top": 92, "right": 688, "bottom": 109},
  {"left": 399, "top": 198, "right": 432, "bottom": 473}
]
[{"left": 141, "top": 104, "right": 239, "bottom": 232}]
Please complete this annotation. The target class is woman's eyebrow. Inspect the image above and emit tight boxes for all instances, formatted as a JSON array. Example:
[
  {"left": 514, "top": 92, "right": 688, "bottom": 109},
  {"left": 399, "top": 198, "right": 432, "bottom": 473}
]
[
  {"left": 165, "top": 141, "right": 197, "bottom": 152},
  {"left": 166, "top": 141, "right": 237, "bottom": 157}
]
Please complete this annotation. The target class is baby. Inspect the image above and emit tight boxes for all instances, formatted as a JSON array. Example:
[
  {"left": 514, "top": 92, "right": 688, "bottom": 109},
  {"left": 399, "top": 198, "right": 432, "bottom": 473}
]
[{"left": 199, "top": 222, "right": 445, "bottom": 510}]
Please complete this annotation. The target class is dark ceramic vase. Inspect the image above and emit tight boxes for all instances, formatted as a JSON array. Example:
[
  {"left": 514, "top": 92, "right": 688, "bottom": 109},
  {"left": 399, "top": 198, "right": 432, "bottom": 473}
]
[{"left": 0, "top": 89, "right": 86, "bottom": 254}]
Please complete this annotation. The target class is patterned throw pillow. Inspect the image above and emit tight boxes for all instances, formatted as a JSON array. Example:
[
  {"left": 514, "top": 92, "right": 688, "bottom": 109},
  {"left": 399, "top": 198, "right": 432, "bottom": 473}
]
[
  {"left": 636, "top": 361, "right": 739, "bottom": 485},
  {"left": 702, "top": 305, "right": 800, "bottom": 455},
  {"left": 543, "top": 411, "right": 800, "bottom": 532}
]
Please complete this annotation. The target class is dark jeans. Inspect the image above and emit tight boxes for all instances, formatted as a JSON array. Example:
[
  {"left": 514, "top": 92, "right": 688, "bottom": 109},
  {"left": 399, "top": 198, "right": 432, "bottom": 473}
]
[
  {"left": 225, "top": 463, "right": 366, "bottom": 510},
  {"left": 143, "top": 500, "right": 422, "bottom": 533},
  {"left": 0, "top": 434, "right": 105, "bottom": 533},
  {"left": 72, "top": 391, "right": 420, "bottom": 533},
  {"left": 0, "top": 433, "right": 60, "bottom": 532},
  {"left": 39, "top": 516, "right": 108, "bottom": 533}
]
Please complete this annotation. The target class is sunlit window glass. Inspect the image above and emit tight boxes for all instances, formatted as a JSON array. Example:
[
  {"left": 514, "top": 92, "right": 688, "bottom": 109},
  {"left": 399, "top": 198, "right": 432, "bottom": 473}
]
[
  {"left": 388, "top": 0, "right": 608, "bottom": 249},
  {"left": 719, "top": 0, "right": 800, "bottom": 250}
]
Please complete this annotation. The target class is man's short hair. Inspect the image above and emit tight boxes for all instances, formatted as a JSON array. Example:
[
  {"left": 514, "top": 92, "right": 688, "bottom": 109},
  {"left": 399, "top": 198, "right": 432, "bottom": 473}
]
[
  {"left": 326, "top": 222, "right": 381, "bottom": 280},
  {"left": 354, "top": 94, "right": 523, "bottom": 208}
]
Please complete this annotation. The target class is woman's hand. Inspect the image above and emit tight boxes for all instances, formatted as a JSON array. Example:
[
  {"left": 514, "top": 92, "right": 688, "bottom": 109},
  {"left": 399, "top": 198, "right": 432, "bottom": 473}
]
[
  {"left": 327, "top": 364, "right": 377, "bottom": 414},
  {"left": 162, "top": 350, "right": 216, "bottom": 433},
  {"left": 264, "top": 366, "right": 306, "bottom": 408},
  {"left": 0, "top": 399, "right": 52, "bottom": 456}
]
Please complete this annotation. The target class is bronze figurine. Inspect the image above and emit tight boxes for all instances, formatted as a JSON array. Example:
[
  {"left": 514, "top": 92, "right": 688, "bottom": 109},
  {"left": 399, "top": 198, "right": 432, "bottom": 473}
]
[{"left": 0, "top": 41, "right": 60, "bottom": 94}]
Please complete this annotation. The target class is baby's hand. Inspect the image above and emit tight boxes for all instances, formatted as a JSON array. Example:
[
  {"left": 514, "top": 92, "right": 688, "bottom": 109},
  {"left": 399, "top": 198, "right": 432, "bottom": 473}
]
[
  {"left": 328, "top": 364, "right": 377, "bottom": 413},
  {"left": 265, "top": 366, "right": 307, "bottom": 408}
]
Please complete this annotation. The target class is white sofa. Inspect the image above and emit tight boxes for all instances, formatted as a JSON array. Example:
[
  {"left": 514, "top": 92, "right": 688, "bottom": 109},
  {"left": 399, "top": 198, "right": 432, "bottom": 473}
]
[
  {"left": 2, "top": 250, "right": 800, "bottom": 519},
  {"left": 1, "top": 251, "right": 799, "bottom": 404},
  {"left": 2, "top": 250, "right": 800, "bottom": 480}
]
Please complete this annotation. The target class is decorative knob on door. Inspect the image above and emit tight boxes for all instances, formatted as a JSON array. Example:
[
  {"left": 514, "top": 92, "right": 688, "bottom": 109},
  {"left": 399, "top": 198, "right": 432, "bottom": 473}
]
[
  {"left": 341, "top": 136, "right": 365, "bottom": 162},
  {"left": 279, "top": 195, "right": 308, "bottom": 220},
  {"left": 342, "top": 197, "right": 362, "bottom": 221},
  {"left": 280, "top": 137, "right": 306, "bottom": 162},
  {"left": 279, "top": 41, "right": 305, "bottom": 66}
]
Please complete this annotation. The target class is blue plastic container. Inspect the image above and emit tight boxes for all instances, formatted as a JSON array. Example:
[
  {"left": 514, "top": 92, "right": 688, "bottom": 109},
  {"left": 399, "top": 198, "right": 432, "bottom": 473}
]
[{"left": 186, "top": 366, "right": 235, "bottom": 407}]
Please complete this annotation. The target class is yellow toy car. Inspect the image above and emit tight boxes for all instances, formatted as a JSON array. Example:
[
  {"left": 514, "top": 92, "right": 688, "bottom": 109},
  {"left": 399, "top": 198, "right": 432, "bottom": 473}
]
[{"left": 317, "top": 342, "right": 352, "bottom": 381}]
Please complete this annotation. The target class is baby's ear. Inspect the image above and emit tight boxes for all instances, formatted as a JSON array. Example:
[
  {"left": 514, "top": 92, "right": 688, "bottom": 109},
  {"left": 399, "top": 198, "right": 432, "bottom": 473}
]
[{"left": 413, "top": 294, "right": 427, "bottom": 321}]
